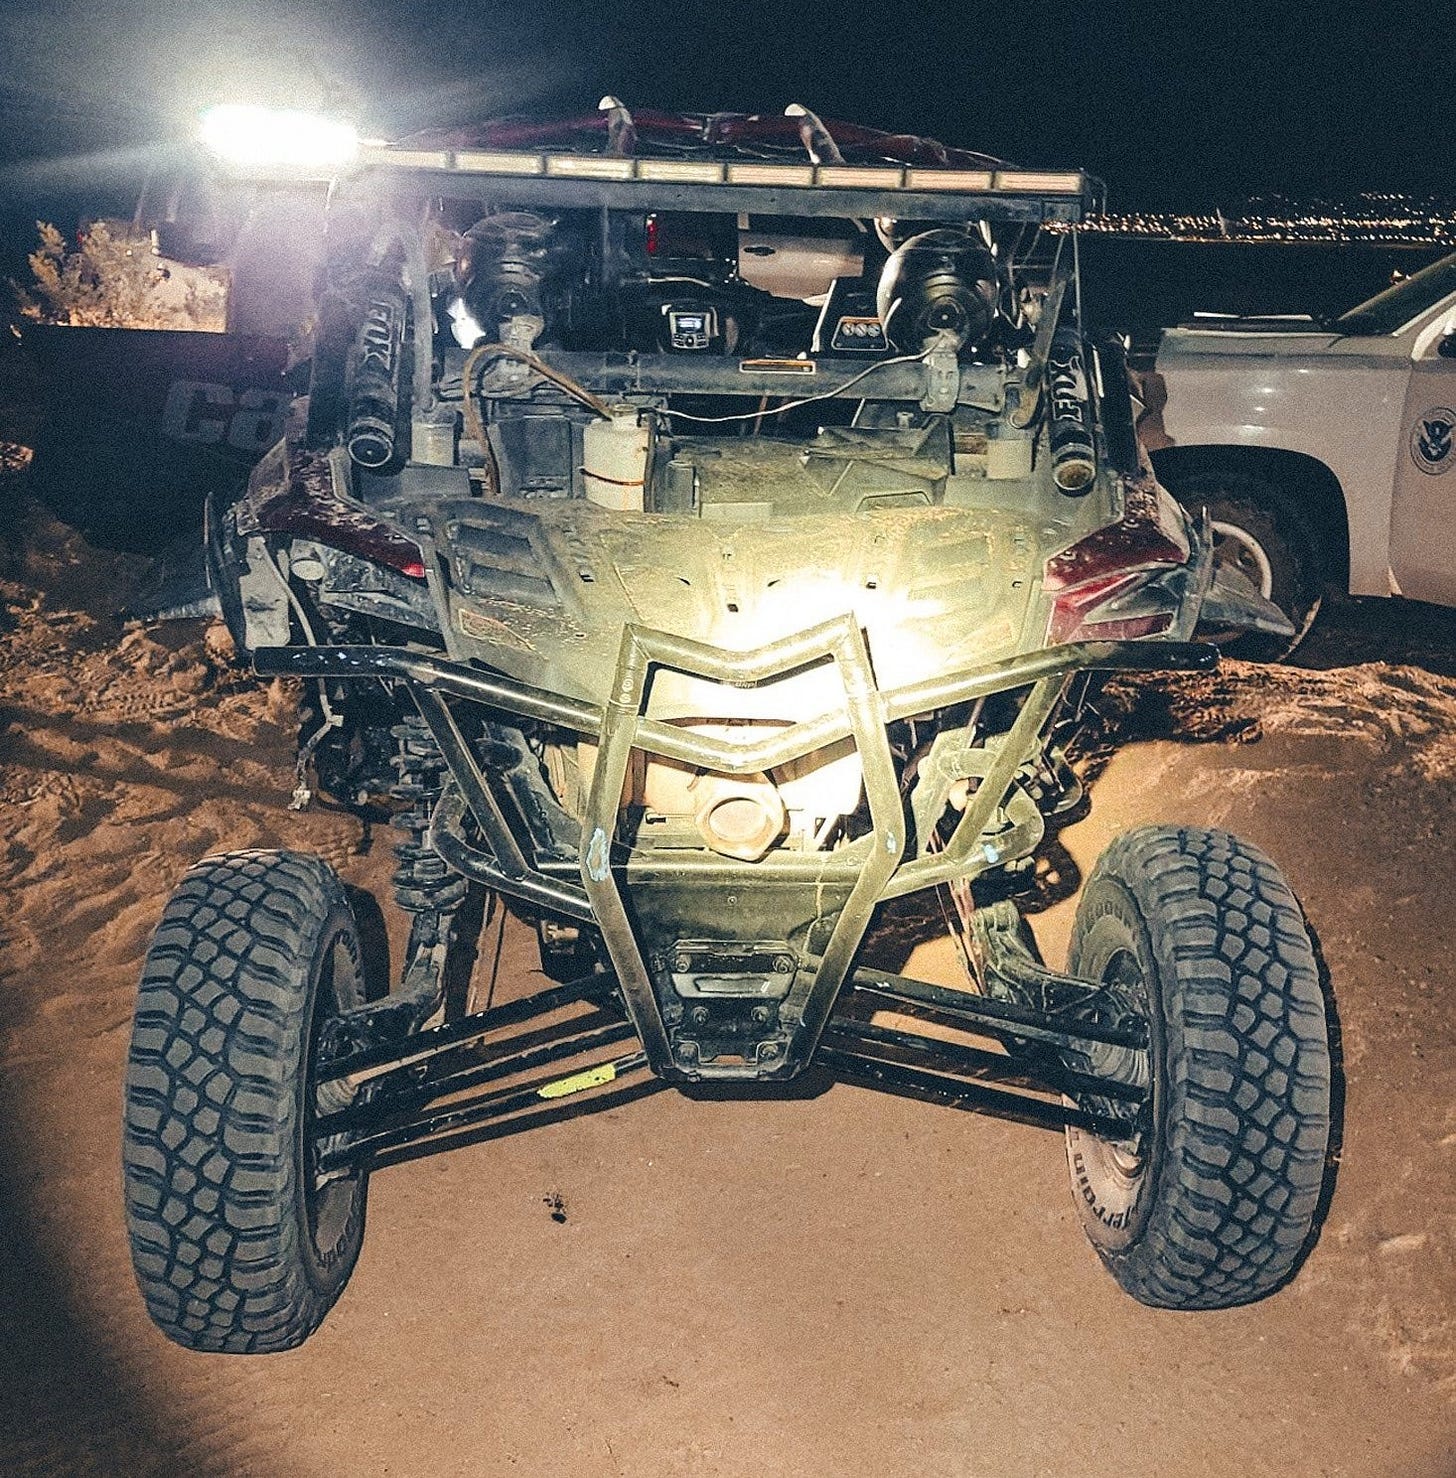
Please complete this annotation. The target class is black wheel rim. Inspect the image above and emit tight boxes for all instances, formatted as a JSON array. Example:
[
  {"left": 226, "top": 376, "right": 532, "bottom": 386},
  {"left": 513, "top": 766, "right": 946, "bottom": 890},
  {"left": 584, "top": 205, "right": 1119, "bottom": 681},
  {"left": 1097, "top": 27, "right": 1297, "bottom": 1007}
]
[
  {"left": 1065, "top": 922, "right": 1157, "bottom": 1243},
  {"left": 304, "top": 930, "right": 362, "bottom": 1265}
]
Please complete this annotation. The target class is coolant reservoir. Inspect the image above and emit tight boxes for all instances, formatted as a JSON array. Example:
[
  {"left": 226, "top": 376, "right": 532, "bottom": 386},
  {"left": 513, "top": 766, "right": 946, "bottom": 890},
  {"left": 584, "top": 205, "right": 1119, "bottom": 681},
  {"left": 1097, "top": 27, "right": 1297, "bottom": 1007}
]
[
  {"left": 582, "top": 407, "right": 649, "bottom": 511},
  {"left": 986, "top": 424, "right": 1034, "bottom": 479}
]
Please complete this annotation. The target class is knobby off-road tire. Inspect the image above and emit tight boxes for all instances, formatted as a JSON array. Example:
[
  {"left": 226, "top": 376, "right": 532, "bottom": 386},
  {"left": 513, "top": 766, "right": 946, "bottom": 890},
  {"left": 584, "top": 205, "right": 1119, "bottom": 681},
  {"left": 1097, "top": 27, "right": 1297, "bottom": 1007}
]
[
  {"left": 1176, "top": 471, "right": 1324, "bottom": 660},
  {"left": 1064, "top": 826, "right": 1330, "bottom": 1309},
  {"left": 123, "top": 850, "right": 369, "bottom": 1352}
]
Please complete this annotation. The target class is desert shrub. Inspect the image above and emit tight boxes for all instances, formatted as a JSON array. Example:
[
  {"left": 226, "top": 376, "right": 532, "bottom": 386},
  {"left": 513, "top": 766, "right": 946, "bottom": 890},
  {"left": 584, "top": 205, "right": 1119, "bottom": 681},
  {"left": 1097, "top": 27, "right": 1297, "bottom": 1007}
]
[{"left": 11, "top": 221, "right": 226, "bottom": 331}]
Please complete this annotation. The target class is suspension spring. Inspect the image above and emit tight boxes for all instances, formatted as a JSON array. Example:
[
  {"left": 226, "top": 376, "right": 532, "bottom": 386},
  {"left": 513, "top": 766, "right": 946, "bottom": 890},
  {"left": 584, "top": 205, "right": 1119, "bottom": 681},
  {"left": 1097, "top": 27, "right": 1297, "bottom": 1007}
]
[{"left": 391, "top": 715, "right": 470, "bottom": 918}]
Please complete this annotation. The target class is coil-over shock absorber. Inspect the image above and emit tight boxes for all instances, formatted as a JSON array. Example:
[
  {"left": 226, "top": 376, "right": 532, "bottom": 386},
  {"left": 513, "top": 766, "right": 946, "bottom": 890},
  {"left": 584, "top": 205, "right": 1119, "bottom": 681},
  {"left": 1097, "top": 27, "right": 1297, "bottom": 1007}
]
[
  {"left": 313, "top": 712, "right": 477, "bottom": 1060},
  {"left": 393, "top": 709, "right": 467, "bottom": 916},
  {"left": 391, "top": 714, "right": 469, "bottom": 919},
  {"left": 386, "top": 713, "right": 471, "bottom": 1026}
]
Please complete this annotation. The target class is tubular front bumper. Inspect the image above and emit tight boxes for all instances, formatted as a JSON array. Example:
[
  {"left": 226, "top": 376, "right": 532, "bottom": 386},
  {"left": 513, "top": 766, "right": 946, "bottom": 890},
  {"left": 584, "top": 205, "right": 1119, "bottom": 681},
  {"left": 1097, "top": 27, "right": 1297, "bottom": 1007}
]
[{"left": 256, "top": 621, "right": 1213, "bottom": 1082}]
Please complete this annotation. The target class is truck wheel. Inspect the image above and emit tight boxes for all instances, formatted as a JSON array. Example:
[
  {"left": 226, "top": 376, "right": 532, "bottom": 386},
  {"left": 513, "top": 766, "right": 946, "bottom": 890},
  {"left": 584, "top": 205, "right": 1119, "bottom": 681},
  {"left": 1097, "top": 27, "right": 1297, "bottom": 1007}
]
[
  {"left": 1064, "top": 826, "right": 1330, "bottom": 1309},
  {"left": 1176, "top": 472, "right": 1323, "bottom": 659},
  {"left": 123, "top": 850, "right": 369, "bottom": 1352}
]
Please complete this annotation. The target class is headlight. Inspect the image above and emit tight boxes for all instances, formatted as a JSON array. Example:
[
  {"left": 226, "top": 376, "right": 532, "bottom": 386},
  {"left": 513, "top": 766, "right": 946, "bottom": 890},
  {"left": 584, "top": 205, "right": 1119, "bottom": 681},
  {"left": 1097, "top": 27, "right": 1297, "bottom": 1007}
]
[{"left": 198, "top": 104, "right": 359, "bottom": 172}]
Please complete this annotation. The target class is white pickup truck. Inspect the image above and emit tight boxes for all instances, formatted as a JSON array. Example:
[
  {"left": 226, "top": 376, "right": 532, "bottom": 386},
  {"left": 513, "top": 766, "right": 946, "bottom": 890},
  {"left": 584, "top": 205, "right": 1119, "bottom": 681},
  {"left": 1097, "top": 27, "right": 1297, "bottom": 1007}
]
[{"left": 1139, "top": 251, "right": 1456, "bottom": 653}]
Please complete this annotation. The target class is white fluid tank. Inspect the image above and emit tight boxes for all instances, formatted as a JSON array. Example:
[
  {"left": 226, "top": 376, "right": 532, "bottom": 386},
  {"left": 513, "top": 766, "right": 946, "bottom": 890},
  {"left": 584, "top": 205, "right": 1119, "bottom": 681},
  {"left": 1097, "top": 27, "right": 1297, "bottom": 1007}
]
[{"left": 582, "top": 407, "right": 650, "bottom": 511}]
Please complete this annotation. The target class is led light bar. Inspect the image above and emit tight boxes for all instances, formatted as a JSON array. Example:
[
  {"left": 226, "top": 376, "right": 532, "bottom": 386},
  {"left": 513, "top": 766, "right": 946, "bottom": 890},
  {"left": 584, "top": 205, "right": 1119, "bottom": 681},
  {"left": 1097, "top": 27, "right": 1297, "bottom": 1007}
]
[
  {"left": 544, "top": 154, "right": 635, "bottom": 180},
  {"left": 994, "top": 170, "right": 1086, "bottom": 194},
  {"left": 906, "top": 167, "right": 994, "bottom": 191},
  {"left": 637, "top": 158, "right": 727, "bottom": 184},
  {"left": 371, "top": 147, "right": 453, "bottom": 170},
  {"left": 199, "top": 104, "right": 359, "bottom": 171},
  {"left": 362, "top": 145, "right": 1089, "bottom": 207},
  {"left": 454, "top": 149, "right": 545, "bottom": 175},
  {"left": 816, "top": 165, "right": 905, "bottom": 189},
  {"left": 725, "top": 162, "right": 816, "bottom": 187}
]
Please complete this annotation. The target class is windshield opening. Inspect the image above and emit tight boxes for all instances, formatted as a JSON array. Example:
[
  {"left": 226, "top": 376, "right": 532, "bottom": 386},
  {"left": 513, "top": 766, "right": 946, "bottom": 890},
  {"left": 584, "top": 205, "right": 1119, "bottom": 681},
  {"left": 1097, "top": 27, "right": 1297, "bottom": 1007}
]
[{"left": 1333, "top": 252, "right": 1456, "bottom": 336}]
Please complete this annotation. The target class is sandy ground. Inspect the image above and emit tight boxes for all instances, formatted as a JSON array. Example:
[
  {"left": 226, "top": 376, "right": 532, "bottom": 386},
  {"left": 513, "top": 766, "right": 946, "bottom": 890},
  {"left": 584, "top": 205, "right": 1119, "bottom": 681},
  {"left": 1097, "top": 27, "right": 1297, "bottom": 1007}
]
[{"left": 2, "top": 485, "right": 1455, "bottom": 1477}]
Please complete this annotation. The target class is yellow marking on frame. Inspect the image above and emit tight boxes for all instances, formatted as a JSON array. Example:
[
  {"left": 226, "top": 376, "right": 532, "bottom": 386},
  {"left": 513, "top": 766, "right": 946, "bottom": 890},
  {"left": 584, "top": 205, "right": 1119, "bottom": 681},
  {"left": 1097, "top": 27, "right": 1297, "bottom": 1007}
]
[{"left": 537, "top": 1063, "right": 618, "bottom": 1100}]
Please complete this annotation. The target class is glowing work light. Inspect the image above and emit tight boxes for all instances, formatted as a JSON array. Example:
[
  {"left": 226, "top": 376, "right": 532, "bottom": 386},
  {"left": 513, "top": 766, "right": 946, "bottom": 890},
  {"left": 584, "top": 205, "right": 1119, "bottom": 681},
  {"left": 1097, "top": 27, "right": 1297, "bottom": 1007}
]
[{"left": 198, "top": 104, "right": 360, "bottom": 172}]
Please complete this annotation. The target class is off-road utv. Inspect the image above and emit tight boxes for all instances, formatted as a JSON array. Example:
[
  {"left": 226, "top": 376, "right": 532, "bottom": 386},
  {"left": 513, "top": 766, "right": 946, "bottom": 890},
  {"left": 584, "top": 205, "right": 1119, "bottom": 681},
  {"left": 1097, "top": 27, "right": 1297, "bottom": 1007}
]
[{"left": 121, "top": 102, "right": 1331, "bottom": 1352}]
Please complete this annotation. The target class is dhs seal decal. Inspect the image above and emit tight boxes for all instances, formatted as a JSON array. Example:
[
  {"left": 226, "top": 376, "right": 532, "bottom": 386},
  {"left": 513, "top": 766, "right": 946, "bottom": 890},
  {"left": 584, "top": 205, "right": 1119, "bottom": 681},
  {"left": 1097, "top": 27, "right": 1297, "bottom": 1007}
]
[{"left": 1411, "top": 409, "right": 1456, "bottom": 475}]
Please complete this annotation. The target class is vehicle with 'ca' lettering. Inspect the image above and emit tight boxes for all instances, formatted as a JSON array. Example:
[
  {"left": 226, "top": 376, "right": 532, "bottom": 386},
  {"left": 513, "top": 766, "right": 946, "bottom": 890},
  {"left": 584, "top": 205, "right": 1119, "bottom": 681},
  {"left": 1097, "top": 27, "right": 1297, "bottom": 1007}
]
[
  {"left": 1140, "top": 251, "right": 1456, "bottom": 656},
  {"left": 120, "top": 99, "right": 1332, "bottom": 1352}
]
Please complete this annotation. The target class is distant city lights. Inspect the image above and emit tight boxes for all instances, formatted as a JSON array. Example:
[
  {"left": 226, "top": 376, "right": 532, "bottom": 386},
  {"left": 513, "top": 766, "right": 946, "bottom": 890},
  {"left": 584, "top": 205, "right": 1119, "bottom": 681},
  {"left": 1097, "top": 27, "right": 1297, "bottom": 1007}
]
[{"left": 1067, "top": 193, "right": 1454, "bottom": 246}]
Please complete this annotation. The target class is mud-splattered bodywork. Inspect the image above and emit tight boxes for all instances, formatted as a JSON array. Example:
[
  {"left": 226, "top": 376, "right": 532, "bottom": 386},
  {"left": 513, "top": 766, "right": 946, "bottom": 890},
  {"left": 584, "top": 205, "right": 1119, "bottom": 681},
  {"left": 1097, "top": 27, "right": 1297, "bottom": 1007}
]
[{"left": 208, "top": 107, "right": 1270, "bottom": 1083}]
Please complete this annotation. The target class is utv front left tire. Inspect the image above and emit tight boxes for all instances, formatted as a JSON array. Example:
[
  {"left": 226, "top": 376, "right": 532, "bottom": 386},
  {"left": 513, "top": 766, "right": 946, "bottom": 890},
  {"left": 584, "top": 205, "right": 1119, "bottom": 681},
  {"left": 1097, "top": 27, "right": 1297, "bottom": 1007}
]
[{"left": 122, "top": 850, "right": 368, "bottom": 1352}]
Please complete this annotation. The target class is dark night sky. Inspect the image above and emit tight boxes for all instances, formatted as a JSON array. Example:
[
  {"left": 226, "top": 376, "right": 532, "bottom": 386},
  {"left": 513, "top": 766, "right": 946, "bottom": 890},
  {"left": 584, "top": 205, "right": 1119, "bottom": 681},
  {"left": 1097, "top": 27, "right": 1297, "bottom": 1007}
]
[{"left": 0, "top": 0, "right": 1447, "bottom": 235}]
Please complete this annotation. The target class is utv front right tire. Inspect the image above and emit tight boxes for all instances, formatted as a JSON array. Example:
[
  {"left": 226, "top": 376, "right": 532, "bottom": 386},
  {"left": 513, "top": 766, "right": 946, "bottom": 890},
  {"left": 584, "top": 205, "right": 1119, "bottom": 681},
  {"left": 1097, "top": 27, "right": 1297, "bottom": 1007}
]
[
  {"left": 122, "top": 850, "right": 369, "bottom": 1352},
  {"left": 1064, "top": 826, "right": 1331, "bottom": 1309}
]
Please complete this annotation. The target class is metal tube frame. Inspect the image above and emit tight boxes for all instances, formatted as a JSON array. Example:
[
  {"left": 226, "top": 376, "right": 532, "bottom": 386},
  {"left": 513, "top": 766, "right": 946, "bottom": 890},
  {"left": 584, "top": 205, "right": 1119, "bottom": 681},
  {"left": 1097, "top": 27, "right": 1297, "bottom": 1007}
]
[
  {"left": 307, "top": 968, "right": 1147, "bottom": 1173},
  {"left": 257, "top": 630, "right": 1208, "bottom": 1150}
]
